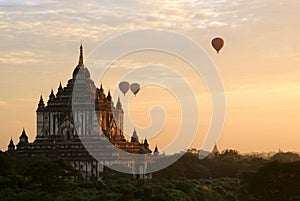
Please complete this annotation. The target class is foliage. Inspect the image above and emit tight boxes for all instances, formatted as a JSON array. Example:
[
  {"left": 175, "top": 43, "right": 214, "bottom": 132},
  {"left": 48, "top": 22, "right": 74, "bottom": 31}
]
[
  {"left": 0, "top": 150, "right": 300, "bottom": 200},
  {"left": 240, "top": 161, "right": 300, "bottom": 201},
  {"left": 153, "top": 149, "right": 267, "bottom": 179},
  {"left": 271, "top": 152, "right": 300, "bottom": 163}
]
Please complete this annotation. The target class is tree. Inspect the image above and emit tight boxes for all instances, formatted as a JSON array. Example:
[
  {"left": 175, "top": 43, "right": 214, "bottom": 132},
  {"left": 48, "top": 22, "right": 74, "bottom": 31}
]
[
  {"left": 23, "top": 157, "right": 81, "bottom": 192},
  {"left": 242, "top": 161, "right": 300, "bottom": 201},
  {"left": 0, "top": 152, "right": 16, "bottom": 176},
  {"left": 271, "top": 152, "right": 300, "bottom": 163}
]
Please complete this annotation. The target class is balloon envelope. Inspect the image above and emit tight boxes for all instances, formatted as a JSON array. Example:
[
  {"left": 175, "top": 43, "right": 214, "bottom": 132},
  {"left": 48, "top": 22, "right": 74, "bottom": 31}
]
[
  {"left": 130, "top": 83, "right": 140, "bottom": 95},
  {"left": 119, "top": 81, "right": 130, "bottom": 95},
  {"left": 211, "top": 37, "right": 224, "bottom": 53}
]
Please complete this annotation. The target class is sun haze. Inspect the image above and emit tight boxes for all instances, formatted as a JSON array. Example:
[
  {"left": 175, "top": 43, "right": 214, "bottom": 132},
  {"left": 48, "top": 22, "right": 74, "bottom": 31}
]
[{"left": 0, "top": 0, "right": 299, "bottom": 153}]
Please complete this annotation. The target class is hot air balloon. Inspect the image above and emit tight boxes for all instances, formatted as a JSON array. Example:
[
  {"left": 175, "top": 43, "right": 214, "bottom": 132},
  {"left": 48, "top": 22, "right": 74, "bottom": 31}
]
[
  {"left": 130, "top": 83, "right": 140, "bottom": 96},
  {"left": 211, "top": 37, "right": 224, "bottom": 54},
  {"left": 119, "top": 81, "right": 130, "bottom": 96}
]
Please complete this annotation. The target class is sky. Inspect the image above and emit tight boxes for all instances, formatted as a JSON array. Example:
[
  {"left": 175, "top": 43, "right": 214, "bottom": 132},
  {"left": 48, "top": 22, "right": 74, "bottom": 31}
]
[{"left": 0, "top": 0, "right": 299, "bottom": 153}]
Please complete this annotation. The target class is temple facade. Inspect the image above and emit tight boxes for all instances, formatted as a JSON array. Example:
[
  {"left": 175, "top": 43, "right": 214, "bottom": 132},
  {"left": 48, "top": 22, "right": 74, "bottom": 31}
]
[{"left": 7, "top": 44, "right": 158, "bottom": 180}]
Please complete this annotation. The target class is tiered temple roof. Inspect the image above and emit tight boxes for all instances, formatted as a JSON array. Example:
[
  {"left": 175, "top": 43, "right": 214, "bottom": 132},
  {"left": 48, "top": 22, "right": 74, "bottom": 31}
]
[{"left": 7, "top": 44, "right": 157, "bottom": 179}]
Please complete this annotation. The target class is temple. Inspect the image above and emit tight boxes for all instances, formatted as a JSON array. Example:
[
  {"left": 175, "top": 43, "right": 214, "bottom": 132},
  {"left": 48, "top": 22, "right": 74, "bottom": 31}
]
[{"left": 7, "top": 44, "right": 158, "bottom": 179}]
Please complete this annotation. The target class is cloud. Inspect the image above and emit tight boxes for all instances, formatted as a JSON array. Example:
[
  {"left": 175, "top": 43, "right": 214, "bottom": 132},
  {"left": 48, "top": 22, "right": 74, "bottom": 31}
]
[
  {"left": 0, "top": 50, "right": 44, "bottom": 64},
  {"left": 0, "top": 0, "right": 257, "bottom": 45}
]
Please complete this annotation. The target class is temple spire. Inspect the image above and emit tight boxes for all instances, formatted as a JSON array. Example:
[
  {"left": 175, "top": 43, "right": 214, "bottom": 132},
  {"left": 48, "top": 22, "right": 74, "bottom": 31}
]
[
  {"left": 39, "top": 95, "right": 44, "bottom": 104},
  {"left": 48, "top": 89, "right": 55, "bottom": 104},
  {"left": 58, "top": 82, "right": 63, "bottom": 93},
  {"left": 154, "top": 145, "right": 159, "bottom": 155},
  {"left": 19, "top": 128, "right": 28, "bottom": 144},
  {"left": 78, "top": 42, "right": 84, "bottom": 66},
  {"left": 37, "top": 95, "right": 45, "bottom": 111},
  {"left": 131, "top": 128, "right": 138, "bottom": 142},
  {"left": 144, "top": 137, "right": 149, "bottom": 147},
  {"left": 107, "top": 90, "right": 111, "bottom": 100},
  {"left": 9, "top": 137, "right": 14, "bottom": 145},
  {"left": 116, "top": 96, "right": 122, "bottom": 109},
  {"left": 8, "top": 137, "right": 15, "bottom": 151}
]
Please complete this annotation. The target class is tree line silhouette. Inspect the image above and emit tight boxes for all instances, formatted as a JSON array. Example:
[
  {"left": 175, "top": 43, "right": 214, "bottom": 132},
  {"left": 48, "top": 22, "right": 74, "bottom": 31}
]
[{"left": 1, "top": 149, "right": 300, "bottom": 201}]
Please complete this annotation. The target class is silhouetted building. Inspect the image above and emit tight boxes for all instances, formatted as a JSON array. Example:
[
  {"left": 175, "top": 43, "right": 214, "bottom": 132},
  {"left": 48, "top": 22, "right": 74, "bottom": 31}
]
[
  {"left": 7, "top": 138, "right": 15, "bottom": 152},
  {"left": 7, "top": 44, "right": 156, "bottom": 180},
  {"left": 211, "top": 144, "right": 219, "bottom": 156},
  {"left": 198, "top": 144, "right": 219, "bottom": 159},
  {"left": 153, "top": 145, "right": 159, "bottom": 156}
]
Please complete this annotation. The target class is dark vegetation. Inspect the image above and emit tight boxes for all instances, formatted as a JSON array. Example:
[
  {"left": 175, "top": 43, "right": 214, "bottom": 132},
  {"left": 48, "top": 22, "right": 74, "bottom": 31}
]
[{"left": 1, "top": 150, "right": 300, "bottom": 201}]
